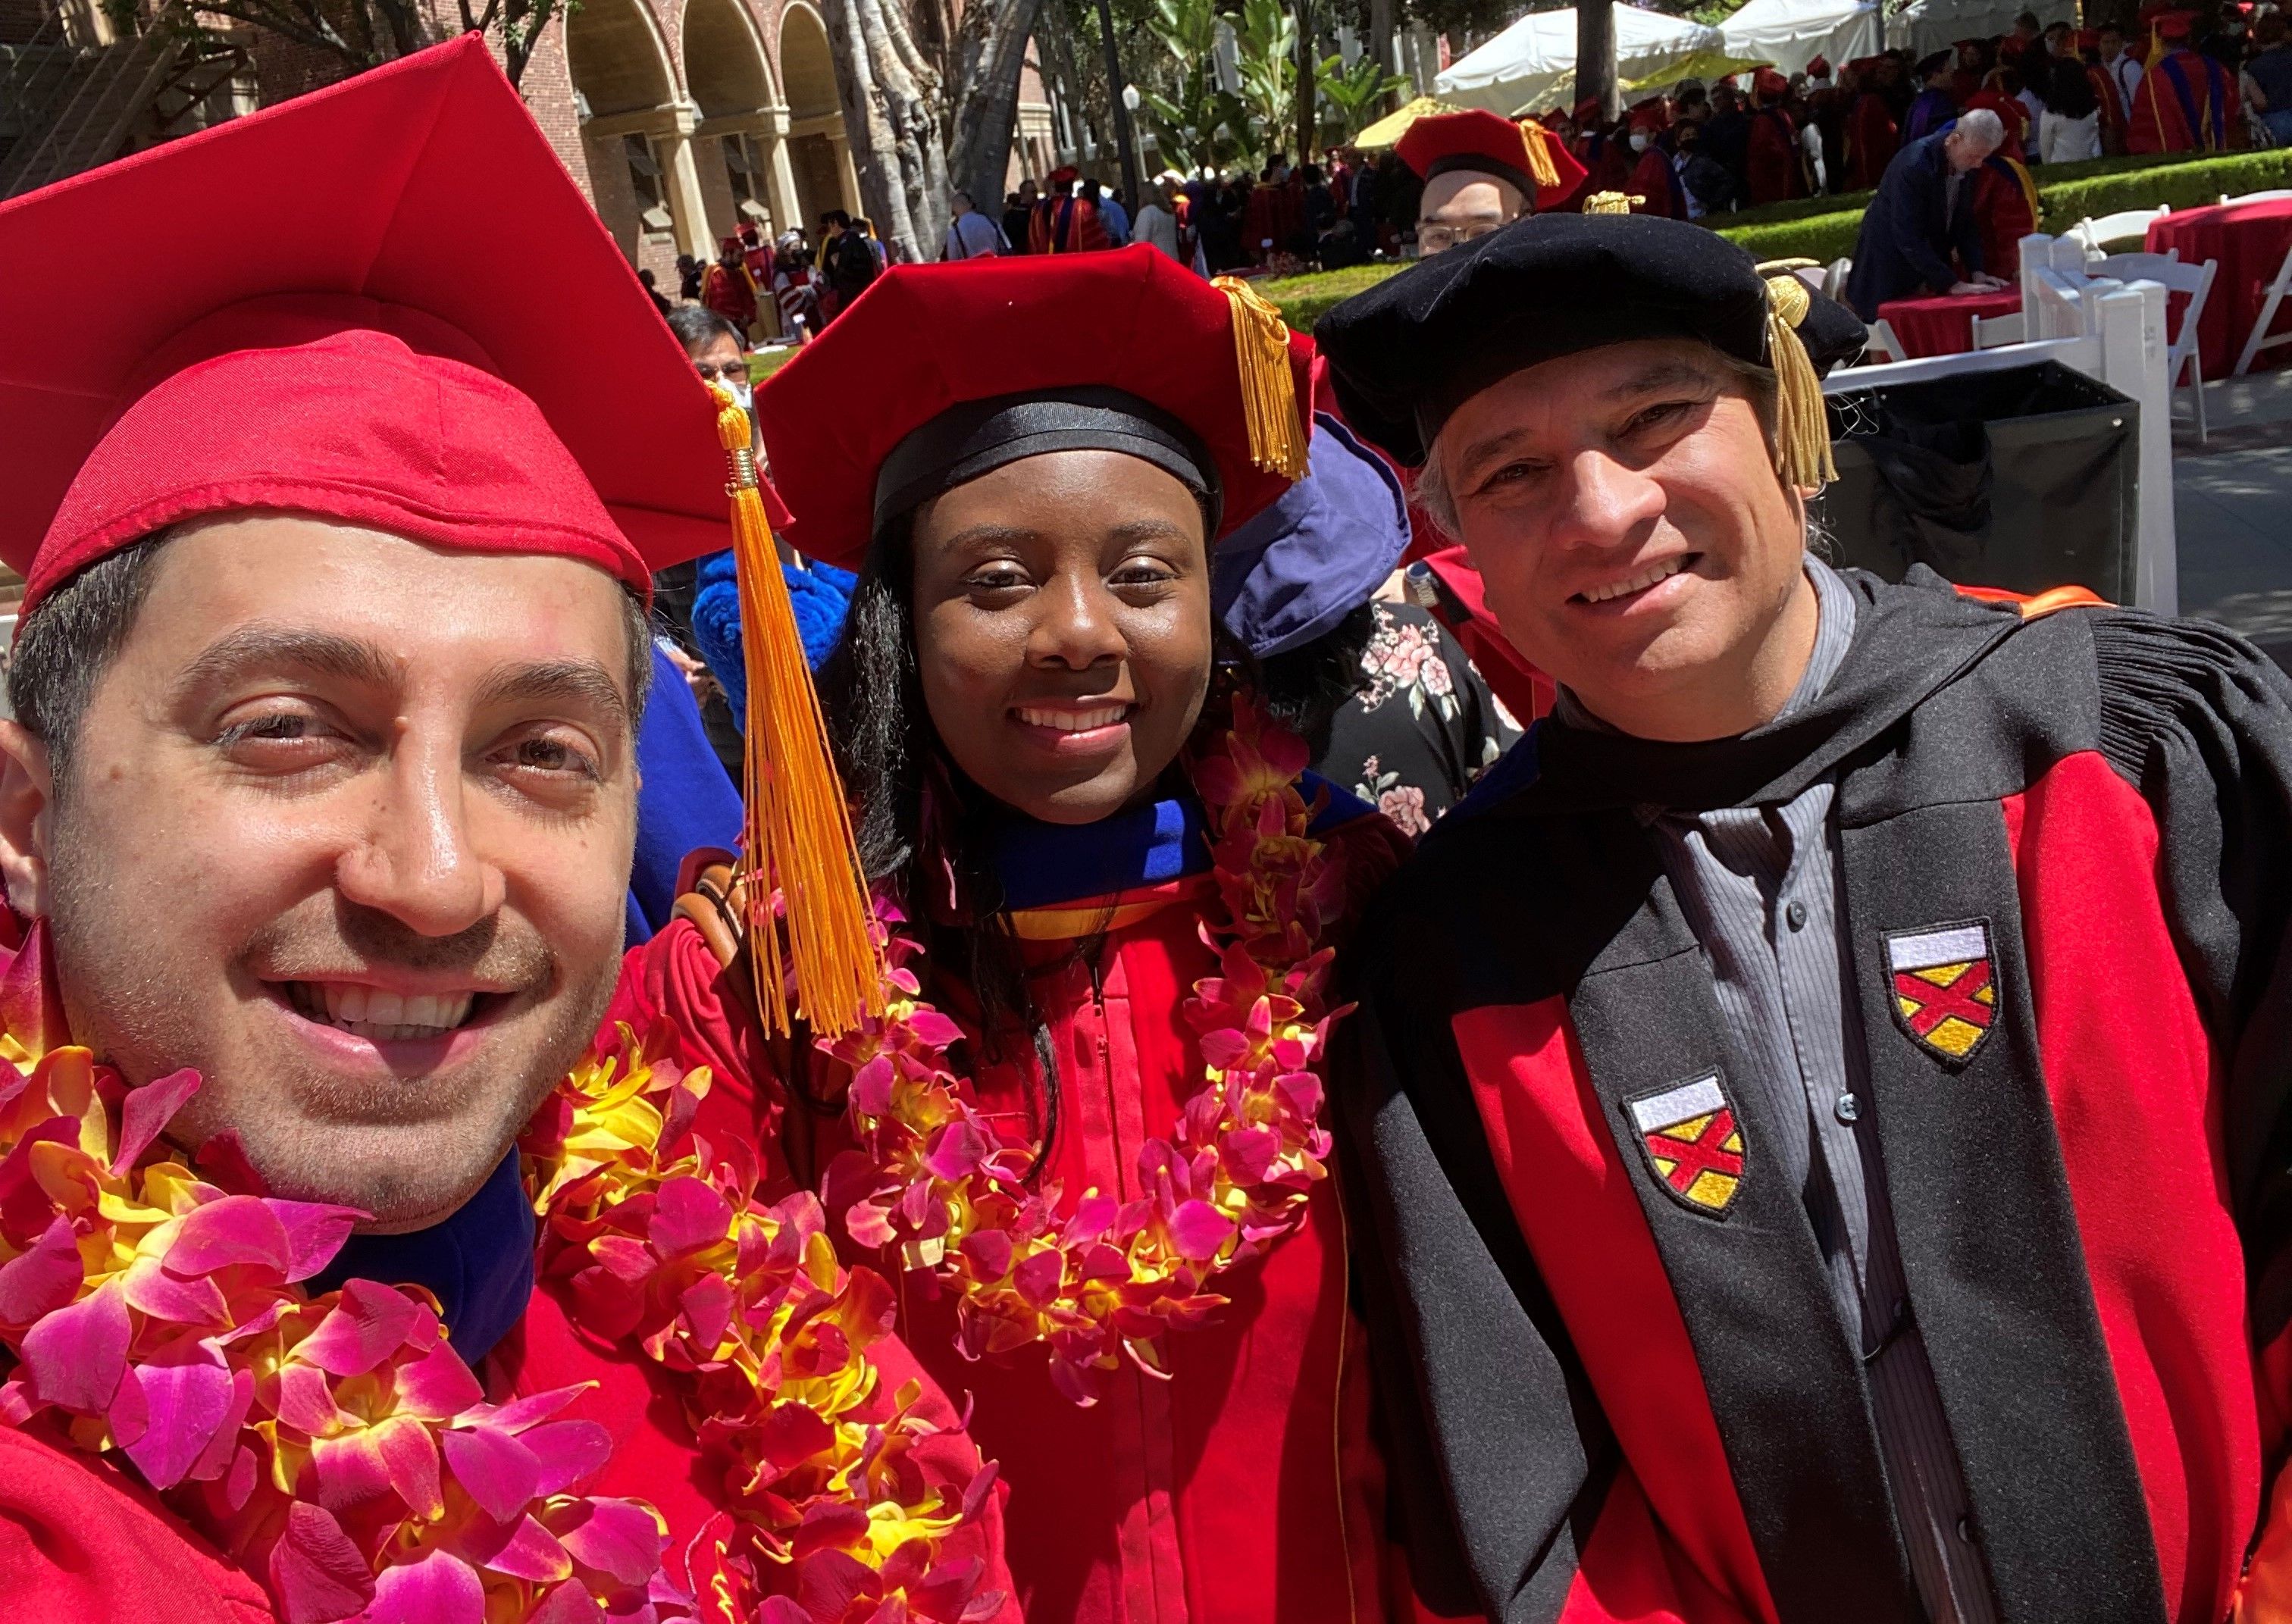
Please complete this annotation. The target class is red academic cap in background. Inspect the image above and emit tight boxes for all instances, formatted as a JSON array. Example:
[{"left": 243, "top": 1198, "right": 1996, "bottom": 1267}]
[
  {"left": 1752, "top": 67, "right": 1790, "bottom": 99},
  {"left": 1628, "top": 97, "right": 1670, "bottom": 131},
  {"left": 0, "top": 33, "right": 762, "bottom": 614},
  {"left": 1808, "top": 54, "right": 1832, "bottom": 75},
  {"left": 753, "top": 247, "right": 1314, "bottom": 572},
  {"left": 2153, "top": 9, "right": 2195, "bottom": 41},
  {"left": 1395, "top": 107, "right": 1586, "bottom": 212}
]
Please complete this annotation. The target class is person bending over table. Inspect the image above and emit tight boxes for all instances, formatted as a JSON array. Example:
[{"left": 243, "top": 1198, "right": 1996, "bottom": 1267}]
[{"left": 1845, "top": 108, "right": 2008, "bottom": 321}]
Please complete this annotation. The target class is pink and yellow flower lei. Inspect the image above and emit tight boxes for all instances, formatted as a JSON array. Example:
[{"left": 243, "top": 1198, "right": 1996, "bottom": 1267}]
[
  {"left": 819, "top": 699, "right": 1352, "bottom": 1404},
  {"left": 0, "top": 918, "right": 1000, "bottom": 1624}
]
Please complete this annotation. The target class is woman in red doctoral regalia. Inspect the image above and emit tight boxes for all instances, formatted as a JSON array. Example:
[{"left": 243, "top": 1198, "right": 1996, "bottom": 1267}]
[{"left": 607, "top": 246, "right": 1420, "bottom": 1622}]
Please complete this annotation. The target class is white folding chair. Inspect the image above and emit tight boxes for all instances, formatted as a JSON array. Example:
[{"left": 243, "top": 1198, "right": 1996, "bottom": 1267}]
[
  {"left": 1971, "top": 310, "right": 2026, "bottom": 348},
  {"left": 2235, "top": 238, "right": 2292, "bottom": 376},
  {"left": 1793, "top": 265, "right": 1828, "bottom": 299},
  {"left": 2068, "top": 205, "right": 2170, "bottom": 253},
  {"left": 1823, "top": 256, "right": 1851, "bottom": 302},
  {"left": 1861, "top": 318, "right": 1908, "bottom": 362},
  {"left": 2096, "top": 253, "right": 2218, "bottom": 439},
  {"left": 2219, "top": 188, "right": 2292, "bottom": 206}
]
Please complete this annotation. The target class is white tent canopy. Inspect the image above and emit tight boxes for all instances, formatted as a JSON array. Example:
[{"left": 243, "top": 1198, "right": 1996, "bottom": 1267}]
[
  {"left": 1435, "top": 7, "right": 1723, "bottom": 116},
  {"left": 1887, "top": 0, "right": 2030, "bottom": 58},
  {"left": 1717, "top": 0, "right": 1881, "bottom": 74}
]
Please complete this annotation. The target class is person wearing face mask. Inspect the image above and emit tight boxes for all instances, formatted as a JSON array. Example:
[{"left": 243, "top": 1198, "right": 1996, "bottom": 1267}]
[
  {"left": 609, "top": 247, "right": 1429, "bottom": 1622},
  {"left": 1626, "top": 99, "right": 1691, "bottom": 218}
]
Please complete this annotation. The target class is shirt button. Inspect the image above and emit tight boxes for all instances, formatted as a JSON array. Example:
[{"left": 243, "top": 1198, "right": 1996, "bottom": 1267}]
[
  {"left": 1786, "top": 899, "right": 1808, "bottom": 931},
  {"left": 1835, "top": 1092, "right": 1861, "bottom": 1125}
]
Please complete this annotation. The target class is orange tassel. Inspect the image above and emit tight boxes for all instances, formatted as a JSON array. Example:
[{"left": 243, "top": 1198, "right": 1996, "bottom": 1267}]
[
  {"left": 1210, "top": 277, "right": 1312, "bottom": 480},
  {"left": 711, "top": 384, "right": 884, "bottom": 1038},
  {"left": 1517, "top": 120, "right": 1561, "bottom": 191}
]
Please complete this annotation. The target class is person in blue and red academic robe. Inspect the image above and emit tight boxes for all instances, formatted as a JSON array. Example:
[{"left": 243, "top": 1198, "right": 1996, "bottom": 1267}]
[
  {"left": 1904, "top": 50, "right": 1961, "bottom": 141},
  {"left": 1031, "top": 165, "right": 1111, "bottom": 253},
  {"left": 1319, "top": 204, "right": 2292, "bottom": 1624},
  {"left": 2128, "top": 10, "right": 2243, "bottom": 152},
  {"left": 1845, "top": 55, "right": 1902, "bottom": 188},
  {"left": 1746, "top": 67, "right": 1807, "bottom": 205},
  {"left": 0, "top": 35, "right": 1010, "bottom": 1624},
  {"left": 609, "top": 246, "right": 1433, "bottom": 1623},
  {"left": 1965, "top": 92, "right": 2041, "bottom": 280}
]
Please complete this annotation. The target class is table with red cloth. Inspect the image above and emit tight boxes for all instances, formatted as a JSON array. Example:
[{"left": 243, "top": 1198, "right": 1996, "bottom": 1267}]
[
  {"left": 2146, "top": 195, "right": 2292, "bottom": 377},
  {"left": 1876, "top": 288, "right": 2024, "bottom": 357}
]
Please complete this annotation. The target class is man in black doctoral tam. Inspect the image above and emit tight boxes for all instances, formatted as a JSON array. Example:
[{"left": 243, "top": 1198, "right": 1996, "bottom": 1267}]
[{"left": 1316, "top": 211, "right": 2292, "bottom": 1624}]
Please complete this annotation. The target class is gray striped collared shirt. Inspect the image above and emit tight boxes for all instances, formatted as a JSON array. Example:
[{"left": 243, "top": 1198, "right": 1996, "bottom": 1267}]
[{"left": 1559, "top": 558, "right": 1995, "bottom": 1622}]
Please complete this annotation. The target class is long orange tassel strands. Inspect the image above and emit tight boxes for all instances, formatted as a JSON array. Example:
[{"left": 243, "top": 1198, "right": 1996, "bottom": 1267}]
[{"left": 711, "top": 383, "right": 885, "bottom": 1038}]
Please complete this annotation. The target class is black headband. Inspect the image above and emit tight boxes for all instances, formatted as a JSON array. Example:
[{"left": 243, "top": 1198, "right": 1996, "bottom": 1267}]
[
  {"left": 872, "top": 386, "right": 1223, "bottom": 538},
  {"left": 1422, "top": 152, "right": 1539, "bottom": 204}
]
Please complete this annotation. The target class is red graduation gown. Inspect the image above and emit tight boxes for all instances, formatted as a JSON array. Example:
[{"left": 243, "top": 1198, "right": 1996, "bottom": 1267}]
[
  {"left": 1628, "top": 146, "right": 1689, "bottom": 218},
  {"left": 1746, "top": 107, "right": 1805, "bottom": 205},
  {"left": 1846, "top": 90, "right": 1899, "bottom": 189},
  {"left": 605, "top": 809, "right": 1413, "bottom": 1624},
  {"left": 1973, "top": 153, "right": 2039, "bottom": 283},
  {"left": 2128, "top": 47, "right": 2240, "bottom": 152}
]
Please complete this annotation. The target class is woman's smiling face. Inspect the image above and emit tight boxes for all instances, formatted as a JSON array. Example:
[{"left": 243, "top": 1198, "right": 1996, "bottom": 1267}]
[{"left": 908, "top": 448, "right": 1214, "bottom": 825}]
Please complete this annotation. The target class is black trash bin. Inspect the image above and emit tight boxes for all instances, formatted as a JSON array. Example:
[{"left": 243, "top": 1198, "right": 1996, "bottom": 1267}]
[{"left": 1814, "top": 360, "right": 2139, "bottom": 603}]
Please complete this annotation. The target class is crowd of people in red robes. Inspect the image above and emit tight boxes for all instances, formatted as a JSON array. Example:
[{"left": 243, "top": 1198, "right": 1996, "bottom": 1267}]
[{"left": 1530, "top": 2, "right": 2279, "bottom": 231}]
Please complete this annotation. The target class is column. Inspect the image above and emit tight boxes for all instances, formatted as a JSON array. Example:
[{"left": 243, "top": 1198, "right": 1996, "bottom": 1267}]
[
  {"left": 760, "top": 105, "right": 801, "bottom": 238},
  {"left": 828, "top": 130, "right": 862, "bottom": 215},
  {"left": 658, "top": 102, "right": 715, "bottom": 263}
]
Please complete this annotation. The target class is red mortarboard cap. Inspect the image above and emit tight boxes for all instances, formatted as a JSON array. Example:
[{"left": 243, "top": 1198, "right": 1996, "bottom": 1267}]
[
  {"left": 1998, "top": 35, "right": 2029, "bottom": 61},
  {"left": 2154, "top": 10, "right": 2195, "bottom": 40},
  {"left": 1753, "top": 67, "right": 1790, "bottom": 99},
  {"left": 753, "top": 247, "right": 1314, "bottom": 572},
  {"left": 1395, "top": 108, "right": 1586, "bottom": 212},
  {"left": 1573, "top": 95, "right": 1602, "bottom": 120},
  {"left": 0, "top": 33, "right": 748, "bottom": 615},
  {"left": 1628, "top": 98, "right": 1670, "bottom": 131},
  {"left": 1808, "top": 54, "right": 1831, "bottom": 75}
]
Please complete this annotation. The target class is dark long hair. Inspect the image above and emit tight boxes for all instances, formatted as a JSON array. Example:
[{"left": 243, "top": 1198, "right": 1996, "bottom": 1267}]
[{"left": 812, "top": 524, "right": 1374, "bottom": 1171}]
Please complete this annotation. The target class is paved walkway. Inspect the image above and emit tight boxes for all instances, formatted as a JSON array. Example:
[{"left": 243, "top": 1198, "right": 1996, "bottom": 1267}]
[{"left": 2175, "top": 369, "right": 2292, "bottom": 668}]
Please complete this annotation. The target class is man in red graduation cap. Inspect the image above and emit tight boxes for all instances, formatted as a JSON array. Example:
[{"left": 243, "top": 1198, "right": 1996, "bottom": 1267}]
[
  {"left": 1745, "top": 67, "right": 1808, "bottom": 205},
  {"left": 1397, "top": 107, "right": 1589, "bottom": 249},
  {"left": 1845, "top": 55, "right": 1903, "bottom": 188},
  {"left": 0, "top": 36, "right": 1009, "bottom": 1624},
  {"left": 1626, "top": 100, "right": 1691, "bottom": 220},
  {"left": 2128, "top": 10, "right": 2243, "bottom": 152}
]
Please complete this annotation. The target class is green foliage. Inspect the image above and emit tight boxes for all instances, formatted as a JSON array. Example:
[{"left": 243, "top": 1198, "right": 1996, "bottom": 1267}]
[
  {"left": 1229, "top": 0, "right": 1299, "bottom": 166},
  {"left": 1318, "top": 52, "right": 1413, "bottom": 142},
  {"left": 1138, "top": 0, "right": 1252, "bottom": 173}
]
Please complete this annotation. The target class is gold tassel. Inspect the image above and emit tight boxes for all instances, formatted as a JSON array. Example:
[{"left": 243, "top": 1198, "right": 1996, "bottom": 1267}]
[
  {"left": 1517, "top": 120, "right": 1561, "bottom": 191},
  {"left": 1210, "top": 275, "right": 1312, "bottom": 480},
  {"left": 710, "top": 384, "right": 885, "bottom": 1039},
  {"left": 1583, "top": 190, "right": 1642, "bottom": 214},
  {"left": 1756, "top": 269, "right": 1839, "bottom": 490}
]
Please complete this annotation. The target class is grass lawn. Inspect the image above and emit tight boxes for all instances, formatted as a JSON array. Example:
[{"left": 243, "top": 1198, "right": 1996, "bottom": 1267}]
[{"left": 750, "top": 346, "right": 800, "bottom": 383}]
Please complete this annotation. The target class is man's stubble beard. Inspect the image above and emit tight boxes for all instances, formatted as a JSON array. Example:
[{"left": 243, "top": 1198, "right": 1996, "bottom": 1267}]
[{"left": 42, "top": 809, "right": 624, "bottom": 1232}]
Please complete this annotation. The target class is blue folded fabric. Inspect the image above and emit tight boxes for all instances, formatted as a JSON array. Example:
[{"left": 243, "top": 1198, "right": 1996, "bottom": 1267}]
[{"left": 690, "top": 548, "right": 859, "bottom": 715}]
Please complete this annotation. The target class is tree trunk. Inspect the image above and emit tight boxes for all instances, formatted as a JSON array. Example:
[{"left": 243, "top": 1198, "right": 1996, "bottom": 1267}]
[
  {"left": 825, "top": 0, "right": 951, "bottom": 264},
  {"left": 1577, "top": 0, "right": 1617, "bottom": 124},
  {"left": 1093, "top": 0, "right": 1142, "bottom": 211},
  {"left": 1294, "top": 0, "right": 1314, "bottom": 168},
  {"left": 1368, "top": 0, "right": 1394, "bottom": 105},
  {"left": 1039, "top": 6, "right": 1101, "bottom": 171},
  {"left": 946, "top": 0, "right": 1046, "bottom": 205}
]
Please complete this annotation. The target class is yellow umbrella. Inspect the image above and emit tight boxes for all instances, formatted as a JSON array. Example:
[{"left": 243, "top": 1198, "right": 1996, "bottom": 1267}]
[
  {"left": 1352, "top": 95, "right": 1464, "bottom": 150},
  {"left": 1623, "top": 50, "right": 1774, "bottom": 93}
]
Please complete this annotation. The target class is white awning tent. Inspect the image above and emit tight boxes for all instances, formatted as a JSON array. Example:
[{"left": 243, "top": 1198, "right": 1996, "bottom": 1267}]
[
  {"left": 1717, "top": 0, "right": 1882, "bottom": 74},
  {"left": 1887, "top": 0, "right": 2031, "bottom": 59},
  {"left": 1435, "top": 7, "right": 1724, "bottom": 117}
]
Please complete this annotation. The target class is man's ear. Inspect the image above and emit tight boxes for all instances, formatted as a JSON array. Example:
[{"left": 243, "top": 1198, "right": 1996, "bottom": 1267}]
[{"left": 0, "top": 721, "right": 55, "bottom": 921}]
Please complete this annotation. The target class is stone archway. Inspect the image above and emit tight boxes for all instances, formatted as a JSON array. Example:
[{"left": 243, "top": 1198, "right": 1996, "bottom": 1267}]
[
  {"left": 775, "top": 1, "right": 857, "bottom": 234},
  {"left": 565, "top": 0, "right": 694, "bottom": 278},
  {"left": 683, "top": 0, "right": 799, "bottom": 249}
]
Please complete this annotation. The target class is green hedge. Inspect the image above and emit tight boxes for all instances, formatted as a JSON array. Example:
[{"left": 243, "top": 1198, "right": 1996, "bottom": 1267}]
[{"left": 1258, "top": 146, "right": 2292, "bottom": 324}]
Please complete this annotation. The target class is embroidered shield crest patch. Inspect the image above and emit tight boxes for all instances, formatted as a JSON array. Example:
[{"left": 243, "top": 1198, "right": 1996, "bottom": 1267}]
[
  {"left": 1629, "top": 1075, "right": 1744, "bottom": 1216},
  {"left": 1886, "top": 920, "right": 1998, "bottom": 1065}
]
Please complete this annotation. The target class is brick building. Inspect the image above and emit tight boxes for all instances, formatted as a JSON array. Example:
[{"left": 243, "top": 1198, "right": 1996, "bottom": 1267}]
[{"left": 1, "top": 0, "right": 1057, "bottom": 321}]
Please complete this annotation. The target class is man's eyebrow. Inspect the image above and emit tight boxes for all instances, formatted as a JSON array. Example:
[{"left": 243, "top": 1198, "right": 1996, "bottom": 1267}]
[
  {"left": 176, "top": 625, "right": 399, "bottom": 696},
  {"left": 475, "top": 659, "right": 631, "bottom": 728},
  {"left": 1450, "top": 424, "right": 1538, "bottom": 480},
  {"left": 1601, "top": 358, "right": 1724, "bottom": 401}
]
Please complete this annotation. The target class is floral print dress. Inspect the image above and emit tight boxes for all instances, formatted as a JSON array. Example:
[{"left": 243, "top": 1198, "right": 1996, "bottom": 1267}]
[{"left": 1314, "top": 600, "right": 1522, "bottom": 837}]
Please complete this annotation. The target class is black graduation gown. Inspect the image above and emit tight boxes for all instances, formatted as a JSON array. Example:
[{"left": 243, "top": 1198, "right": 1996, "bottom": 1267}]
[{"left": 1337, "top": 568, "right": 2292, "bottom": 1624}]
